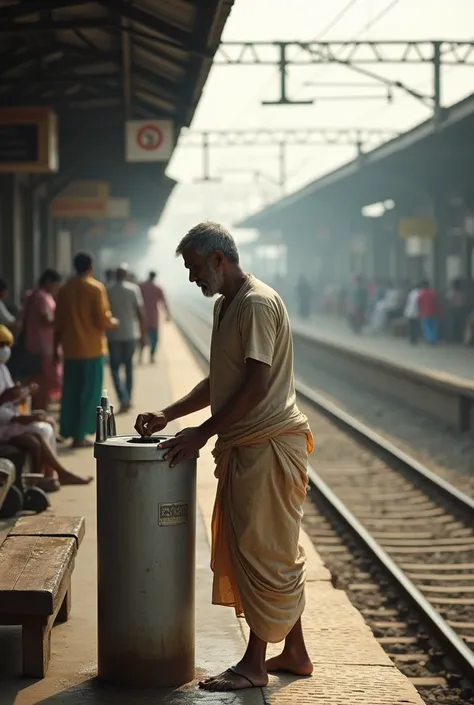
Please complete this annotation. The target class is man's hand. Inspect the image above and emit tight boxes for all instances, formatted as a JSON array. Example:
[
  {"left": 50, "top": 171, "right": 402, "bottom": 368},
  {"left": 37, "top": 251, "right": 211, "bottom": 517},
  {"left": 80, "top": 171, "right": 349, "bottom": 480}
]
[
  {"left": 0, "top": 385, "right": 27, "bottom": 405},
  {"left": 158, "top": 427, "right": 207, "bottom": 467},
  {"left": 14, "top": 414, "right": 41, "bottom": 424},
  {"left": 28, "top": 382, "right": 39, "bottom": 396},
  {"left": 134, "top": 410, "right": 168, "bottom": 437},
  {"left": 31, "top": 409, "right": 47, "bottom": 421}
]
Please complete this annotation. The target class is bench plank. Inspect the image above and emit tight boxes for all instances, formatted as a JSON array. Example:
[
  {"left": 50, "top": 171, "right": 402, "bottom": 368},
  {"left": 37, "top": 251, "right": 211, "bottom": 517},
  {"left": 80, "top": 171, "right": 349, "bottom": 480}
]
[
  {"left": 0, "top": 536, "right": 76, "bottom": 614},
  {"left": 9, "top": 515, "right": 85, "bottom": 548}
]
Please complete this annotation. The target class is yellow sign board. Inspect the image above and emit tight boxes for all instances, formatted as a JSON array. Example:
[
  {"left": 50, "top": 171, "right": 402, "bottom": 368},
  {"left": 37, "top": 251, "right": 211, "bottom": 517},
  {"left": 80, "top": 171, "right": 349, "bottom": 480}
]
[
  {"left": 0, "top": 107, "right": 58, "bottom": 173},
  {"left": 50, "top": 181, "right": 110, "bottom": 219},
  {"left": 399, "top": 218, "right": 437, "bottom": 239}
]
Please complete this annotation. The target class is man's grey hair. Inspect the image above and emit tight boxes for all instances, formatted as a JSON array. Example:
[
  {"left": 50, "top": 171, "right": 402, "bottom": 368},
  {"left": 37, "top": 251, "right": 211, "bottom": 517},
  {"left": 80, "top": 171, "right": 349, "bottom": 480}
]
[{"left": 175, "top": 221, "right": 239, "bottom": 264}]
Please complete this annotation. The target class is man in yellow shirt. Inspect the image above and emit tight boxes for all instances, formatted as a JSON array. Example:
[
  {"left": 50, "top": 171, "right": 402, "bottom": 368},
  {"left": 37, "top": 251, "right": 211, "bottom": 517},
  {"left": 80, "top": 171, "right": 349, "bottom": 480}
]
[{"left": 54, "top": 252, "right": 118, "bottom": 449}]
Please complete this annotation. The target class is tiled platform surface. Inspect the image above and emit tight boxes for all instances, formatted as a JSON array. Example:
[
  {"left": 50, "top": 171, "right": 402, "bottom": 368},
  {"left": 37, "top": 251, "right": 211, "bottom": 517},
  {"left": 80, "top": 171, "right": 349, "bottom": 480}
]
[
  {"left": 292, "top": 313, "right": 474, "bottom": 384},
  {"left": 0, "top": 323, "right": 425, "bottom": 705}
]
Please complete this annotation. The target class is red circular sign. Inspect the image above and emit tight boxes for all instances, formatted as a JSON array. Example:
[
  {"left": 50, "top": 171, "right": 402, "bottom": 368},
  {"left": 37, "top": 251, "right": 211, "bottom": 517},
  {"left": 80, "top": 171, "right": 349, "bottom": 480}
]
[{"left": 136, "top": 124, "right": 163, "bottom": 151}]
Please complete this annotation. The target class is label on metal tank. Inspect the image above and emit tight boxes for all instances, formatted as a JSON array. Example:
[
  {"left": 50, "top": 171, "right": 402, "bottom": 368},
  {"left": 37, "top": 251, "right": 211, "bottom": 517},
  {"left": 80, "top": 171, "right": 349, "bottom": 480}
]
[{"left": 158, "top": 502, "right": 188, "bottom": 526}]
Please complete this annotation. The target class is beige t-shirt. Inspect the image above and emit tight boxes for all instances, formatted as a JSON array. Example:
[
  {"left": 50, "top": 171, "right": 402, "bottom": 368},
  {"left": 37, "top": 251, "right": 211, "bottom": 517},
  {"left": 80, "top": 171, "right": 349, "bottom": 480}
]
[{"left": 210, "top": 275, "right": 302, "bottom": 441}]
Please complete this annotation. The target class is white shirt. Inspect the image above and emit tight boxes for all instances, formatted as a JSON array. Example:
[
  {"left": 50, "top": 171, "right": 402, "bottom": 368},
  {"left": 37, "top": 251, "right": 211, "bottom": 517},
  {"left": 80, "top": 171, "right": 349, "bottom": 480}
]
[
  {"left": 106, "top": 281, "right": 143, "bottom": 342},
  {"left": 404, "top": 289, "right": 420, "bottom": 319},
  {"left": 0, "top": 364, "right": 17, "bottom": 424},
  {"left": 0, "top": 300, "right": 15, "bottom": 326}
]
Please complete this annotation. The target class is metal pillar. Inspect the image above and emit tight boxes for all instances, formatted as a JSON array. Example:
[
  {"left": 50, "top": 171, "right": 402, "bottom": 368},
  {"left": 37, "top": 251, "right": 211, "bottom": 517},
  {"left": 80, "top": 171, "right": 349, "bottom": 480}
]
[
  {"left": 433, "top": 41, "right": 442, "bottom": 123},
  {"left": 23, "top": 188, "right": 41, "bottom": 288},
  {"left": 278, "top": 142, "right": 286, "bottom": 195},
  {"left": 0, "top": 174, "right": 23, "bottom": 304}
]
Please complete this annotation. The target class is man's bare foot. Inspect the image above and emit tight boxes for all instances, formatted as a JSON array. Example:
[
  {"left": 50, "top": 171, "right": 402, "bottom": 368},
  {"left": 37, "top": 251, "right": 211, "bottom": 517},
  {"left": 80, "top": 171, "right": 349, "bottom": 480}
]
[
  {"left": 265, "top": 651, "right": 313, "bottom": 677},
  {"left": 199, "top": 667, "right": 268, "bottom": 691},
  {"left": 71, "top": 439, "right": 93, "bottom": 449},
  {"left": 57, "top": 469, "right": 94, "bottom": 485}
]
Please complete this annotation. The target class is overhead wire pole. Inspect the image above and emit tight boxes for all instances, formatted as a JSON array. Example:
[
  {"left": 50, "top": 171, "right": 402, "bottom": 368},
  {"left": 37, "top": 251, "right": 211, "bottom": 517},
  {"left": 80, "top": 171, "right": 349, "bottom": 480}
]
[
  {"left": 179, "top": 126, "right": 401, "bottom": 185},
  {"left": 214, "top": 40, "right": 474, "bottom": 119}
]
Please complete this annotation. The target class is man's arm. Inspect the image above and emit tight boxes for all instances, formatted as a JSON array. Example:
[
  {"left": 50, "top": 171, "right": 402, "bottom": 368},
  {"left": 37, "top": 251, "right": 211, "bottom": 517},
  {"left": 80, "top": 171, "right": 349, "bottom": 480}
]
[
  {"left": 134, "top": 286, "right": 147, "bottom": 343},
  {"left": 164, "top": 377, "right": 210, "bottom": 421},
  {"left": 93, "top": 286, "right": 116, "bottom": 331},
  {"left": 158, "top": 287, "right": 171, "bottom": 319},
  {"left": 159, "top": 300, "right": 277, "bottom": 464}
]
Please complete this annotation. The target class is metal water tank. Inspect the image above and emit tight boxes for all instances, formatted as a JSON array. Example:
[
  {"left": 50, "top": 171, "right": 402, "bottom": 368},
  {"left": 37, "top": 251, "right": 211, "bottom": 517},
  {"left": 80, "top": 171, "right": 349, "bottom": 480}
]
[{"left": 94, "top": 434, "right": 197, "bottom": 688}]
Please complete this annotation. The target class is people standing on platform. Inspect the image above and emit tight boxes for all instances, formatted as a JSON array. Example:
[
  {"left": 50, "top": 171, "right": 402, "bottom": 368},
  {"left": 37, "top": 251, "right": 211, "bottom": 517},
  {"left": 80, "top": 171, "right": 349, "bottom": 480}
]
[
  {"left": 135, "top": 221, "right": 313, "bottom": 693},
  {"left": 139, "top": 270, "right": 170, "bottom": 363},
  {"left": 54, "top": 252, "right": 118, "bottom": 449},
  {"left": 418, "top": 280, "right": 440, "bottom": 345},
  {"left": 348, "top": 275, "right": 367, "bottom": 333},
  {"left": 446, "top": 278, "right": 467, "bottom": 343},
  {"left": 404, "top": 283, "right": 421, "bottom": 345},
  {"left": 0, "top": 279, "right": 17, "bottom": 331},
  {"left": 295, "top": 274, "right": 311, "bottom": 318},
  {"left": 107, "top": 264, "right": 145, "bottom": 413},
  {"left": 20, "top": 269, "right": 63, "bottom": 411},
  {"left": 104, "top": 269, "right": 114, "bottom": 287}
]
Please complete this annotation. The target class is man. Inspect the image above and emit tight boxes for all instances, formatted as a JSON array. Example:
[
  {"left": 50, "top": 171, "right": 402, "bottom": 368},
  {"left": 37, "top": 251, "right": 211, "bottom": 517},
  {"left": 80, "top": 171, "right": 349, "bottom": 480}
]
[
  {"left": 418, "top": 280, "right": 440, "bottom": 345},
  {"left": 135, "top": 222, "right": 313, "bottom": 692},
  {"left": 139, "top": 270, "right": 170, "bottom": 363},
  {"left": 0, "top": 279, "right": 17, "bottom": 330},
  {"left": 54, "top": 252, "right": 118, "bottom": 449},
  {"left": 404, "top": 283, "right": 421, "bottom": 345},
  {"left": 349, "top": 275, "right": 367, "bottom": 333},
  {"left": 107, "top": 264, "right": 145, "bottom": 413}
]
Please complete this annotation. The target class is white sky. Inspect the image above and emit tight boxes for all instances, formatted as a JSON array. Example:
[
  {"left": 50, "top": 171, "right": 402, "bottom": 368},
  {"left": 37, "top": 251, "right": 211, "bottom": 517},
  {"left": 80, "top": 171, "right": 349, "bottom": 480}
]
[{"left": 149, "top": 0, "right": 474, "bottom": 277}]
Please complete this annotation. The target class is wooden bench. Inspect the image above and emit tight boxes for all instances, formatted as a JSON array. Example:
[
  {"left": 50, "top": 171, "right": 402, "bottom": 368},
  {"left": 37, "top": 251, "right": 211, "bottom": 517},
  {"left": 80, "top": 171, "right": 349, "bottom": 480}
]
[{"left": 0, "top": 515, "right": 85, "bottom": 678}]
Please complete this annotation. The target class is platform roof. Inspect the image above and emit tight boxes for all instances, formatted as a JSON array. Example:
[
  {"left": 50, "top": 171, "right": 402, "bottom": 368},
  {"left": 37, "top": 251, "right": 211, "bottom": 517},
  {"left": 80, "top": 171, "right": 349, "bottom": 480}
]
[
  {"left": 236, "top": 91, "right": 474, "bottom": 231},
  {"left": 0, "top": 0, "right": 234, "bottom": 223}
]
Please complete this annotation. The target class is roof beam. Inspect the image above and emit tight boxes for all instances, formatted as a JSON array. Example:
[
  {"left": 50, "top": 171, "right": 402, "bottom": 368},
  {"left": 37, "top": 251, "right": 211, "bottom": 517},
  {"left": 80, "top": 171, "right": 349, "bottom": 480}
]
[
  {"left": 99, "top": 0, "right": 193, "bottom": 49},
  {"left": 0, "top": 1, "right": 93, "bottom": 20},
  {"left": 0, "top": 17, "right": 117, "bottom": 34}
]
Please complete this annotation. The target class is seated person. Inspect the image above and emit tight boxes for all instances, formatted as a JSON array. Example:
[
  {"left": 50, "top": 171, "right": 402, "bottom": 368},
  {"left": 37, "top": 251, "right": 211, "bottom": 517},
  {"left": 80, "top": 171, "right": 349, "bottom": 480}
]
[{"left": 0, "top": 325, "right": 92, "bottom": 491}]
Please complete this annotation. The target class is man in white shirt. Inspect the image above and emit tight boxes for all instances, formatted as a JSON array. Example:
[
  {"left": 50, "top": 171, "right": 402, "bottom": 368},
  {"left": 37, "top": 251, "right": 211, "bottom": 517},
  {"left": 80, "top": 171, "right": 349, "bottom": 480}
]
[
  {"left": 106, "top": 265, "right": 146, "bottom": 412},
  {"left": 0, "top": 279, "right": 16, "bottom": 330},
  {"left": 404, "top": 284, "right": 421, "bottom": 345}
]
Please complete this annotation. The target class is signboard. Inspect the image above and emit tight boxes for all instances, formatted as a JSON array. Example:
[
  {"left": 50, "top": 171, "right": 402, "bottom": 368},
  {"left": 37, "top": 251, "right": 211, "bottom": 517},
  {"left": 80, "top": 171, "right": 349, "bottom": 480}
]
[
  {"left": 399, "top": 217, "right": 437, "bottom": 239},
  {"left": 86, "top": 219, "right": 141, "bottom": 237},
  {"left": 0, "top": 108, "right": 58, "bottom": 173},
  {"left": 405, "top": 236, "right": 432, "bottom": 257},
  {"left": 125, "top": 120, "right": 173, "bottom": 162},
  {"left": 50, "top": 181, "right": 109, "bottom": 219},
  {"left": 107, "top": 198, "right": 130, "bottom": 219}
]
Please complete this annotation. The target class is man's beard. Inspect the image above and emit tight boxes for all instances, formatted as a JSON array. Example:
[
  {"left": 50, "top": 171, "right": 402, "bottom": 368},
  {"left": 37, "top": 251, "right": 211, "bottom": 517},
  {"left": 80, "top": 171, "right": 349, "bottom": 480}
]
[{"left": 197, "top": 266, "right": 224, "bottom": 298}]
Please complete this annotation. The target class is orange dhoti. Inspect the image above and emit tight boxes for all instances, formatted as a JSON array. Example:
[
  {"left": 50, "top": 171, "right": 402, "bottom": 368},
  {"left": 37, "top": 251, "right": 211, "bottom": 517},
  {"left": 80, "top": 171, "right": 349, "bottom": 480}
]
[{"left": 210, "top": 426, "right": 313, "bottom": 644}]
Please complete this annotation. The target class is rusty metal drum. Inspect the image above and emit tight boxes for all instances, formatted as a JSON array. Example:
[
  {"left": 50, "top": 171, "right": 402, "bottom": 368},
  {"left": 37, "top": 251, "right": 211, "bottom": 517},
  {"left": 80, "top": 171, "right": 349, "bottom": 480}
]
[{"left": 94, "top": 434, "right": 197, "bottom": 688}]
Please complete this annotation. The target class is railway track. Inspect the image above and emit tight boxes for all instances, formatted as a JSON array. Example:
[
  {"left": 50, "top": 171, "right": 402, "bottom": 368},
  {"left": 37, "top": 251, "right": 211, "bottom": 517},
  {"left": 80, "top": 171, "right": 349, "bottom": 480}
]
[{"left": 172, "top": 298, "right": 474, "bottom": 702}]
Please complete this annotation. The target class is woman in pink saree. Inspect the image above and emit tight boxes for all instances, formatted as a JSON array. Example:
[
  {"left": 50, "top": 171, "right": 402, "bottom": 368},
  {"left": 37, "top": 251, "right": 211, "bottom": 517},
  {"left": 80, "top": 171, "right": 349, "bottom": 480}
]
[{"left": 24, "top": 269, "right": 63, "bottom": 411}]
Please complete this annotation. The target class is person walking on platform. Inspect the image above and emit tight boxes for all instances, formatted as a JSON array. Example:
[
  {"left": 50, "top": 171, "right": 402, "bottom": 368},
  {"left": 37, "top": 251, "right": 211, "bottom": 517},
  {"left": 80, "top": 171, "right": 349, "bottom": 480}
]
[
  {"left": 54, "top": 252, "right": 118, "bottom": 449},
  {"left": 135, "top": 221, "right": 313, "bottom": 693},
  {"left": 139, "top": 270, "right": 170, "bottom": 363},
  {"left": 404, "top": 283, "right": 421, "bottom": 345},
  {"left": 418, "top": 280, "right": 440, "bottom": 345},
  {"left": 107, "top": 264, "right": 146, "bottom": 413}
]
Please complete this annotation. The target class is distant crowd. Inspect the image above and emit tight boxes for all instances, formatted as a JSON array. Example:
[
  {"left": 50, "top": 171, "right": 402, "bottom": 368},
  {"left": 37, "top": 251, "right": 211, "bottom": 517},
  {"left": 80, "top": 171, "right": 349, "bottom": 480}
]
[{"left": 274, "top": 274, "right": 474, "bottom": 346}]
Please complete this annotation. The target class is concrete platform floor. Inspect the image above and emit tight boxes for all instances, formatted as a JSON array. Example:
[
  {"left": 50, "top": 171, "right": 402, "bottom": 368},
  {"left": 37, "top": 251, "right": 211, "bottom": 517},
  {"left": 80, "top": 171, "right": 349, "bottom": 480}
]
[
  {"left": 0, "top": 323, "right": 425, "bottom": 705},
  {"left": 292, "top": 313, "right": 474, "bottom": 383}
]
